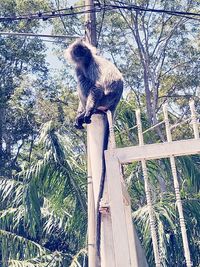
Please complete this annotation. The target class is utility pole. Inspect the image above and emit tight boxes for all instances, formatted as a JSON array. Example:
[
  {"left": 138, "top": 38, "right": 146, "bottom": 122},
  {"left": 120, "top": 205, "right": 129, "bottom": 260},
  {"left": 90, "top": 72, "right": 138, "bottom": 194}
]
[
  {"left": 85, "top": 0, "right": 97, "bottom": 46},
  {"left": 84, "top": 1, "right": 98, "bottom": 266}
]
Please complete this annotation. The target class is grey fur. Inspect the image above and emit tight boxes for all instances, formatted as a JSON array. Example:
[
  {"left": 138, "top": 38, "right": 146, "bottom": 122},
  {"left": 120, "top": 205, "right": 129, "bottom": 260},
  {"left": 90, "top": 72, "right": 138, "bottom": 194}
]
[{"left": 65, "top": 39, "right": 123, "bottom": 129}]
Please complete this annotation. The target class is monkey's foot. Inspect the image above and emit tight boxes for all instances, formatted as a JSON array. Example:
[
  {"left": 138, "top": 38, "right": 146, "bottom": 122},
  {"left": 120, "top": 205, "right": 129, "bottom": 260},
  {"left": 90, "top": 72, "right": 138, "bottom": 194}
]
[
  {"left": 84, "top": 116, "right": 91, "bottom": 124},
  {"left": 74, "top": 116, "right": 85, "bottom": 130}
]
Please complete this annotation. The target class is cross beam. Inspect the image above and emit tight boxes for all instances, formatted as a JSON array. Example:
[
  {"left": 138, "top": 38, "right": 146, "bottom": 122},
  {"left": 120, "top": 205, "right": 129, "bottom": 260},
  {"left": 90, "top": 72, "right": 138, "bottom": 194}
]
[{"left": 108, "top": 138, "right": 200, "bottom": 164}]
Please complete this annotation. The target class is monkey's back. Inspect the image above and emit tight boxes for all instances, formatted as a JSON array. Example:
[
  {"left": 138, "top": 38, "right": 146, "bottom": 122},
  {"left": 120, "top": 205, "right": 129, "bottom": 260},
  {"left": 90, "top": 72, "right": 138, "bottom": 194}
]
[
  {"left": 89, "top": 55, "right": 124, "bottom": 111},
  {"left": 85, "top": 55, "right": 123, "bottom": 89}
]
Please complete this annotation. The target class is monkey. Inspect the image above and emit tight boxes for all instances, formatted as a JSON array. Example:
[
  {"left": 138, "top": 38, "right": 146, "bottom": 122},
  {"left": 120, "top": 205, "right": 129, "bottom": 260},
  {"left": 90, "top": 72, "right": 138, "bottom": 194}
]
[
  {"left": 65, "top": 39, "right": 123, "bottom": 129},
  {"left": 65, "top": 39, "right": 123, "bottom": 262}
]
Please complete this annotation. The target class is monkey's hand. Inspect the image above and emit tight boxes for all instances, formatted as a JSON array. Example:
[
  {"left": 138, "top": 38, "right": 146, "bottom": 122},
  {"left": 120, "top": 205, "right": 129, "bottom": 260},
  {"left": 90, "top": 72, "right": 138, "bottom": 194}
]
[
  {"left": 84, "top": 115, "right": 92, "bottom": 124},
  {"left": 74, "top": 115, "right": 85, "bottom": 130}
]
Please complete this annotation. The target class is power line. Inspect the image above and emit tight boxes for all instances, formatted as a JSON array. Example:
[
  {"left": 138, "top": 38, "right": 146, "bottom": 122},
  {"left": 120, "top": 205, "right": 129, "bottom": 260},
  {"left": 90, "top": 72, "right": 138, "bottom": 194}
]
[
  {"left": 0, "top": 3, "right": 199, "bottom": 22},
  {"left": 0, "top": 5, "right": 102, "bottom": 22},
  {"left": 0, "top": 4, "right": 85, "bottom": 21},
  {"left": 17, "top": 4, "right": 92, "bottom": 17},
  {"left": 0, "top": 31, "right": 78, "bottom": 39},
  {"left": 111, "top": 2, "right": 200, "bottom": 21}
]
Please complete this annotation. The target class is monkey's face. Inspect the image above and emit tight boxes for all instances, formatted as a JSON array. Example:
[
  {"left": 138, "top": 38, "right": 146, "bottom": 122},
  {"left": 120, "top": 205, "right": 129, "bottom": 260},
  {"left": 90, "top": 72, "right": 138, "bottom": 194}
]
[
  {"left": 65, "top": 40, "right": 96, "bottom": 66},
  {"left": 72, "top": 44, "right": 90, "bottom": 65}
]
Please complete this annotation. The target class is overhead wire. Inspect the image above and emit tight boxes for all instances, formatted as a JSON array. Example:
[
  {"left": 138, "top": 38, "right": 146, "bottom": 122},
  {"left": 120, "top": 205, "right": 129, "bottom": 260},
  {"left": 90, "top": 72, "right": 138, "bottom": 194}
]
[
  {"left": 113, "top": 0, "right": 200, "bottom": 16},
  {"left": 107, "top": 2, "right": 200, "bottom": 21},
  {"left": 0, "top": 31, "right": 78, "bottom": 39},
  {"left": 0, "top": 3, "right": 199, "bottom": 23},
  {"left": 0, "top": 5, "right": 103, "bottom": 22},
  {"left": 0, "top": 4, "right": 89, "bottom": 21},
  {"left": 0, "top": 2, "right": 199, "bottom": 41}
]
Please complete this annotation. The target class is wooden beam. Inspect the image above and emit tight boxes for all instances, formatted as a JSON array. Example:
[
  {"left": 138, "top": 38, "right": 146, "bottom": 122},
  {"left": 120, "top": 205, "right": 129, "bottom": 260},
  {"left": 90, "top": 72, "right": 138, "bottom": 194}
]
[
  {"left": 105, "top": 152, "right": 149, "bottom": 267},
  {"left": 87, "top": 113, "right": 114, "bottom": 267},
  {"left": 110, "top": 139, "right": 200, "bottom": 164},
  {"left": 87, "top": 140, "right": 96, "bottom": 267},
  {"left": 105, "top": 153, "right": 132, "bottom": 267}
]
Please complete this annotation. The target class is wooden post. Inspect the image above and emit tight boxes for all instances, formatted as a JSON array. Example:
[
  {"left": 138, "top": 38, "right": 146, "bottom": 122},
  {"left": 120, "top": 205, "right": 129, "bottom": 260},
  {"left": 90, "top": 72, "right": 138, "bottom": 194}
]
[
  {"left": 189, "top": 100, "right": 199, "bottom": 139},
  {"left": 163, "top": 104, "right": 192, "bottom": 267},
  {"left": 84, "top": 0, "right": 98, "bottom": 265},
  {"left": 87, "top": 110, "right": 149, "bottom": 266},
  {"left": 136, "top": 110, "right": 161, "bottom": 267},
  {"left": 87, "top": 113, "right": 118, "bottom": 267},
  {"left": 87, "top": 137, "right": 96, "bottom": 267},
  {"left": 85, "top": 0, "right": 97, "bottom": 46},
  {"left": 108, "top": 110, "right": 148, "bottom": 266}
]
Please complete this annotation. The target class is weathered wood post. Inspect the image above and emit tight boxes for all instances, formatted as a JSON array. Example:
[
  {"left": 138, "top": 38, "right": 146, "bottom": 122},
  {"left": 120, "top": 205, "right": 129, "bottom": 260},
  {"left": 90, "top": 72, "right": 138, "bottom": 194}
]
[
  {"left": 87, "top": 113, "right": 111, "bottom": 266},
  {"left": 84, "top": 0, "right": 101, "bottom": 265}
]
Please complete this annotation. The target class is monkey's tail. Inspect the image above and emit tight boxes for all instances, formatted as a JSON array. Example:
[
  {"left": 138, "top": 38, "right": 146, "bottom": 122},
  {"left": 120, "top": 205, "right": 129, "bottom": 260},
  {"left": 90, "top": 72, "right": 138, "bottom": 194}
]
[{"left": 96, "top": 114, "right": 109, "bottom": 263}]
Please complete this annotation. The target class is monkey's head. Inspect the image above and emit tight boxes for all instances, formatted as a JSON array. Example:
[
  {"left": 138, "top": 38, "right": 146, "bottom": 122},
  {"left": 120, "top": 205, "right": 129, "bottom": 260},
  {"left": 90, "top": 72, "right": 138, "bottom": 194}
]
[{"left": 65, "top": 39, "right": 97, "bottom": 66}]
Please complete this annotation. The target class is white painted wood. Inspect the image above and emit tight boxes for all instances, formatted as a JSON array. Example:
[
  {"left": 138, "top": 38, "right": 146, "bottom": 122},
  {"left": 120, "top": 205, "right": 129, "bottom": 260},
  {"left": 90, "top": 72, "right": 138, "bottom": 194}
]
[
  {"left": 105, "top": 152, "right": 132, "bottom": 267},
  {"left": 87, "top": 139, "right": 96, "bottom": 267},
  {"left": 87, "top": 113, "right": 115, "bottom": 267},
  {"left": 189, "top": 100, "right": 200, "bottom": 139},
  {"left": 163, "top": 104, "right": 192, "bottom": 267},
  {"left": 169, "top": 156, "right": 192, "bottom": 267},
  {"left": 113, "top": 138, "right": 200, "bottom": 164},
  {"left": 136, "top": 110, "right": 161, "bottom": 267},
  {"left": 101, "top": 176, "right": 116, "bottom": 267},
  {"left": 87, "top": 102, "right": 199, "bottom": 267},
  {"left": 107, "top": 110, "right": 116, "bottom": 149},
  {"left": 124, "top": 203, "right": 149, "bottom": 267},
  {"left": 141, "top": 159, "right": 161, "bottom": 267},
  {"left": 87, "top": 114, "right": 108, "bottom": 209},
  {"left": 104, "top": 150, "right": 149, "bottom": 267}
]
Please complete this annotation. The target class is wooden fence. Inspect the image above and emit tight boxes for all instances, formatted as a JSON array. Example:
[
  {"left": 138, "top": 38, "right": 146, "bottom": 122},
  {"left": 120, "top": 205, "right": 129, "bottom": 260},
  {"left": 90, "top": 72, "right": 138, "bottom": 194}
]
[{"left": 88, "top": 100, "right": 199, "bottom": 267}]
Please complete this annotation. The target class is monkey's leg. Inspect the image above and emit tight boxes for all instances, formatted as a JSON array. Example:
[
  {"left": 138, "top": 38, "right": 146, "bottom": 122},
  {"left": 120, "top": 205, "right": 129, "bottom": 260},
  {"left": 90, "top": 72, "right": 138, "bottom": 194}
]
[
  {"left": 100, "top": 82, "right": 123, "bottom": 112},
  {"left": 74, "top": 101, "right": 85, "bottom": 129},
  {"left": 84, "top": 87, "right": 103, "bottom": 124}
]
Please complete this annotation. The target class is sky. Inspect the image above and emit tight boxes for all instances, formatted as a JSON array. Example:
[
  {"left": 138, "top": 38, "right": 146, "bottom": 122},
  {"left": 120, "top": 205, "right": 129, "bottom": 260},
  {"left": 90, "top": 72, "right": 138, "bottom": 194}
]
[
  {"left": 40, "top": 25, "right": 65, "bottom": 70},
  {"left": 41, "top": 0, "right": 78, "bottom": 70},
  {"left": 45, "top": 40, "right": 63, "bottom": 69}
]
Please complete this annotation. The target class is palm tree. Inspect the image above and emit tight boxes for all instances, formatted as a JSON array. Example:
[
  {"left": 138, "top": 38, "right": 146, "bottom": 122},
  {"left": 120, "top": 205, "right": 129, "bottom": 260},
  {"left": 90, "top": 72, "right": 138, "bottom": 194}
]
[{"left": 0, "top": 121, "right": 87, "bottom": 267}]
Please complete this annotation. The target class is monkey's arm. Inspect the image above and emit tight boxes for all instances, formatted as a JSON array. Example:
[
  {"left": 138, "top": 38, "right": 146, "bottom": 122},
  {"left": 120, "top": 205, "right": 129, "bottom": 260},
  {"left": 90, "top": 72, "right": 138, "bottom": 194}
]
[
  {"left": 84, "top": 84, "right": 104, "bottom": 123},
  {"left": 74, "top": 101, "right": 85, "bottom": 129},
  {"left": 76, "top": 67, "right": 94, "bottom": 92}
]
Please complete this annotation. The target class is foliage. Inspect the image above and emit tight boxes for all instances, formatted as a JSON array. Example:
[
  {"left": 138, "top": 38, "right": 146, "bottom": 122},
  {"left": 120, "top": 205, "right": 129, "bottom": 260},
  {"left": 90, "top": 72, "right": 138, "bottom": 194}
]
[
  {"left": 0, "top": 0, "right": 200, "bottom": 266},
  {"left": 0, "top": 120, "right": 87, "bottom": 266}
]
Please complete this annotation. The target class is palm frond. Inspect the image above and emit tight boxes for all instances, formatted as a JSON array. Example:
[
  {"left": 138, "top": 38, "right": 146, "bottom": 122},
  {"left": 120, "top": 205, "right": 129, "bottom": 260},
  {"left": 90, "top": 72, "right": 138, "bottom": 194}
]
[
  {"left": 8, "top": 252, "right": 65, "bottom": 267},
  {"left": 69, "top": 249, "right": 87, "bottom": 267},
  {"left": 133, "top": 196, "right": 200, "bottom": 266}
]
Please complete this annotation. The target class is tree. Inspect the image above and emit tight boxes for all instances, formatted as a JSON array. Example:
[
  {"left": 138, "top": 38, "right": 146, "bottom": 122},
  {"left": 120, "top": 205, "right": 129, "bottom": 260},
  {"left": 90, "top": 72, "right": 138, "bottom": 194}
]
[
  {"left": 0, "top": 120, "right": 87, "bottom": 267},
  {"left": 0, "top": 0, "right": 50, "bottom": 176},
  {"left": 0, "top": 0, "right": 200, "bottom": 266}
]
